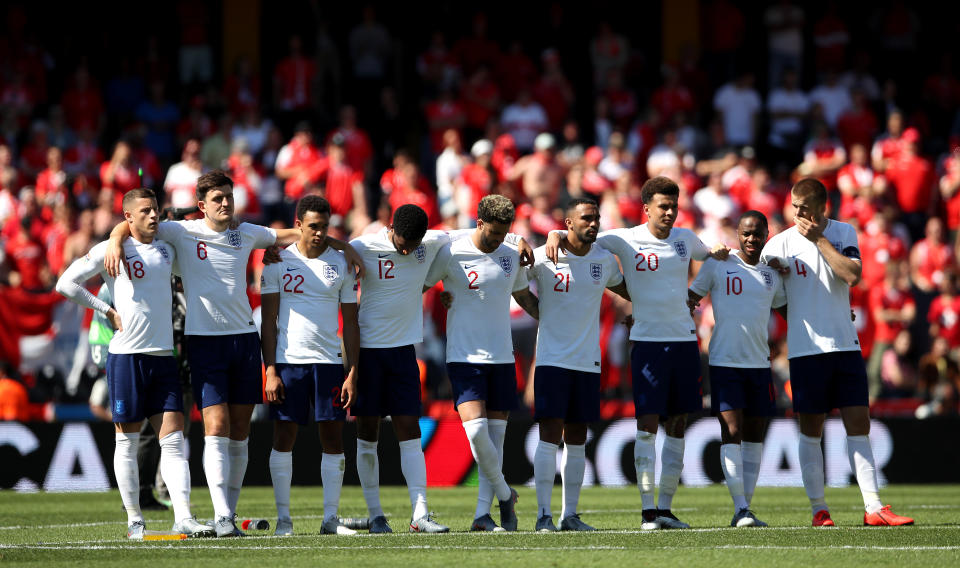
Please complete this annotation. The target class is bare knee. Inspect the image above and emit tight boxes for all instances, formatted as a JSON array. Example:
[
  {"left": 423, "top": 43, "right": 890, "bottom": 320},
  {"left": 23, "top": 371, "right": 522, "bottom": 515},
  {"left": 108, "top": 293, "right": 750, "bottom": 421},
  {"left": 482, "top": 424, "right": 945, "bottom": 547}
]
[{"left": 356, "top": 416, "right": 381, "bottom": 442}]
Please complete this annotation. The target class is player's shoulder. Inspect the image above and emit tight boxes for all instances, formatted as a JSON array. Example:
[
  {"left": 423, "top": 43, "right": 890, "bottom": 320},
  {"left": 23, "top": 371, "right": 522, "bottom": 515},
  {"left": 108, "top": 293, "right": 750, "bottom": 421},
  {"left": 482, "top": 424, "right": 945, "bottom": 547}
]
[
  {"left": 86, "top": 239, "right": 110, "bottom": 259},
  {"left": 351, "top": 230, "right": 387, "bottom": 251},
  {"left": 586, "top": 243, "right": 619, "bottom": 263},
  {"left": 598, "top": 226, "right": 633, "bottom": 242},
  {"left": 669, "top": 226, "right": 700, "bottom": 242}
]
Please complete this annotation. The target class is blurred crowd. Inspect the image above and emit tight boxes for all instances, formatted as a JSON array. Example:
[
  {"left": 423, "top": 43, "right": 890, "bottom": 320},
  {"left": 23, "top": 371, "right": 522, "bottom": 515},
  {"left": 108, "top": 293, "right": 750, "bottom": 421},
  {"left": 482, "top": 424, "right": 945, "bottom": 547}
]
[{"left": 2, "top": 1, "right": 959, "bottom": 421}]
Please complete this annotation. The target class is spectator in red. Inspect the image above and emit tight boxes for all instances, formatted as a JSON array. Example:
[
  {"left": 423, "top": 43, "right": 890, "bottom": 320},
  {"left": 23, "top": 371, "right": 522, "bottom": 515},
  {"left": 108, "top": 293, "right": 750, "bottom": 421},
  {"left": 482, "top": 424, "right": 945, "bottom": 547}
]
[
  {"left": 871, "top": 110, "right": 906, "bottom": 172},
  {"left": 455, "top": 139, "right": 495, "bottom": 226},
  {"left": 226, "top": 138, "right": 263, "bottom": 221},
  {"left": 0, "top": 278, "right": 63, "bottom": 372},
  {"left": 128, "top": 129, "right": 162, "bottom": 189},
  {"left": 274, "top": 35, "right": 316, "bottom": 112},
  {"left": 800, "top": 121, "right": 846, "bottom": 207},
  {"left": 4, "top": 216, "right": 46, "bottom": 291},
  {"left": 837, "top": 143, "right": 883, "bottom": 226},
  {"left": 929, "top": 271, "right": 960, "bottom": 350},
  {"left": 581, "top": 146, "right": 613, "bottom": 197},
  {"left": 417, "top": 31, "right": 460, "bottom": 97},
  {"left": 452, "top": 12, "right": 500, "bottom": 77},
  {"left": 589, "top": 21, "right": 629, "bottom": 90},
  {"left": 885, "top": 131, "right": 936, "bottom": 240},
  {"left": 867, "top": 263, "right": 916, "bottom": 399},
  {"left": 424, "top": 87, "right": 467, "bottom": 157},
  {"left": 812, "top": 2, "right": 849, "bottom": 73},
  {"left": 275, "top": 121, "right": 324, "bottom": 201},
  {"left": 42, "top": 203, "right": 72, "bottom": 276},
  {"left": 60, "top": 66, "right": 104, "bottom": 133},
  {"left": 860, "top": 212, "right": 908, "bottom": 289},
  {"left": 910, "top": 217, "right": 955, "bottom": 295},
  {"left": 326, "top": 105, "right": 373, "bottom": 174},
  {"left": 35, "top": 147, "right": 68, "bottom": 216},
  {"left": 99, "top": 141, "right": 140, "bottom": 214},
  {"left": 379, "top": 149, "right": 413, "bottom": 198},
  {"left": 387, "top": 159, "right": 437, "bottom": 228},
  {"left": 461, "top": 65, "right": 500, "bottom": 141},
  {"left": 940, "top": 143, "right": 960, "bottom": 237},
  {"left": 532, "top": 49, "right": 574, "bottom": 133},
  {"left": 603, "top": 71, "right": 638, "bottom": 132},
  {"left": 19, "top": 124, "right": 50, "bottom": 181},
  {"left": 318, "top": 134, "right": 369, "bottom": 233},
  {"left": 224, "top": 55, "right": 261, "bottom": 114},
  {"left": 492, "top": 134, "right": 519, "bottom": 183},
  {"left": 64, "top": 127, "right": 104, "bottom": 182},
  {"left": 651, "top": 66, "right": 694, "bottom": 127},
  {"left": 496, "top": 40, "right": 537, "bottom": 103},
  {"left": 836, "top": 90, "right": 878, "bottom": 153}
]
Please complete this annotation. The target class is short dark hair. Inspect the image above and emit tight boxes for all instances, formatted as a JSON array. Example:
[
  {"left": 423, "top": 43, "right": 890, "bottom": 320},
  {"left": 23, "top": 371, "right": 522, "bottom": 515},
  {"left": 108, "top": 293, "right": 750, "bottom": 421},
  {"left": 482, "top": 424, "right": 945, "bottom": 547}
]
[
  {"left": 121, "top": 188, "right": 157, "bottom": 212},
  {"left": 565, "top": 197, "right": 598, "bottom": 216},
  {"left": 477, "top": 194, "right": 515, "bottom": 225},
  {"left": 738, "top": 209, "right": 769, "bottom": 231},
  {"left": 392, "top": 204, "right": 429, "bottom": 241},
  {"left": 640, "top": 176, "right": 680, "bottom": 204},
  {"left": 791, "top": 177, "right": 827, "bottom": 207},
  {"left": 296, "top": 195, "right": 331, "bottom": 221},
  {"left": 196, "top": 170, "right": 234, "bottom": 202}
]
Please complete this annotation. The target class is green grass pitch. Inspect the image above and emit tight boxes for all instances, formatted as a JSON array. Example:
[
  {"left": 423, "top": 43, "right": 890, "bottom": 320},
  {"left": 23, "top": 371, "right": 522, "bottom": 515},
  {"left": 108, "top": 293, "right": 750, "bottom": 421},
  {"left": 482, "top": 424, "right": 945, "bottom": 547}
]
[{"left": 1, "top": 485, "right": 958, "bottom": 567}]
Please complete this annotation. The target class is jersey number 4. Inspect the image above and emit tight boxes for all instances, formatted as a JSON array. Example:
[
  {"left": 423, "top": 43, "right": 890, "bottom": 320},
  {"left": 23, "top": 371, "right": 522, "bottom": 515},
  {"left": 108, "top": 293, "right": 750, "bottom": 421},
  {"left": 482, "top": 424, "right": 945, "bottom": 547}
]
[
  {"left": 282, "top": 273, "right": 304, "bottom": 293},
  {"left": 794, "top": 260, "right": 808, "bottom": 277}
]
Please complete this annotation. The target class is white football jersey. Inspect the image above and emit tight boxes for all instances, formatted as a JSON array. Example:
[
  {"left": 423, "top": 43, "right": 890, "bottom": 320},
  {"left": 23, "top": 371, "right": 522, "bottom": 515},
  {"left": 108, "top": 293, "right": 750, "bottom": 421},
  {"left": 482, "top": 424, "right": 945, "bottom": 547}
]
[
  {"left": 425, "top": 237, "right": 528, "bottom": 364},
  {"left": 528, "top": 245, "right": 623, "bottom": 373},
  {"left": 760, "top": 219, "right": 861, "bottom": 358},
  {"left": 261, "top": 244, "right": 357, "bottom": 364},
  {"left": 595, "top": 224, "right": 711, "bottom": 342},
  {"left": 689, "top": 251, "right": 786, "bottom": 368},
  {"left": 157, "top": 219, "right": 276, "bottom": 335},
  {"left": 57, "top": 238, "right": 176, "bottom": 354}
]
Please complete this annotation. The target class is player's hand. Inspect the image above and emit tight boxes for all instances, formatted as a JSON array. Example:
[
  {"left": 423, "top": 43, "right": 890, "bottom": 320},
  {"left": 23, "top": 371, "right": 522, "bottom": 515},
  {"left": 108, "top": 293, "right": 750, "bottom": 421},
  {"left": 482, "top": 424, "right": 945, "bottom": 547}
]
[
  {"left": 342, "top": 243, "right": 366, "bottom": 280},
  {"left": 545, "top": 231, "right": 564, "bottom": 264},
  {"left": 106, "top": 308, "right": 123, "bottom": 332},
  {"left": 851, "top": 309, "right": 856, "bottom": 322},
  {"left": 710, "top": 243, "right": 730, "bottom": 260},
  {"left": 228, "top": 217, "right": 240, "bottom": 230},
  {"left": 439, "top": 290, "right": 453, "bottom": 309},
  {"left": 517, "top": 238, "right": 534, "bottom": 267},
  {"left": 262, "top": 245, "right": 282, "bottom": 265},
  {"left": 686, "top": 297, "right": 700, "bottom": 316},
  {"left": 795, "top": 215, "right": 825, "bottom": 243},
  {"left": 341, "top": 373, "right": 356, "bottom": 409},
  {"left": 104, "top": 237, "right": 128, "bottom": 279},
  {"left": 623, "top": 314, "right": 634, "bottom": 330},
  {"left": 265, "top": 368, "right": 285, "bottom": 403},
  {"left": 767, "top": 258, "right": 790, "bottom": 276}
]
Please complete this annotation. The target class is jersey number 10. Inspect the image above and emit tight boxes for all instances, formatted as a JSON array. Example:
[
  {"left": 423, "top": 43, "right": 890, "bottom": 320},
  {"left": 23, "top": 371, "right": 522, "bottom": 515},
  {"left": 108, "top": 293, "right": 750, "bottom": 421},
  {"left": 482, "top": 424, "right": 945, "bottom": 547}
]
[{"left": 725, "top": 276, "right": 742, "bottom": 295}]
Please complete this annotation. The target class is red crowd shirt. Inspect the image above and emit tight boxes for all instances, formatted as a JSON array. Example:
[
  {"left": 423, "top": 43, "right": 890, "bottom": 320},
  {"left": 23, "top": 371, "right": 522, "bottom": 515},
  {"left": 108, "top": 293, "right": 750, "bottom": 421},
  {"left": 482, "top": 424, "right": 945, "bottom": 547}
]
[
  {"left": 836, "top": 108, "right": 878, "bottom": 152},
  {"left": 912, "top": 238, "right": 955, "bottom": 287},
  {"left": 4, "top": 233, "right": 45, "bottom": 290},
  {"left": 274, "top": 56, "right": 316, "bottom": 111},
  {"left": 458, "top": 163, "right": 493, "bottom": 218},
  {"left": 868, "top": 285, "right": 915, "bottom": 344},
  {"left": 929, "top": 294, "right": 960, "bottom": 348},
  {"left": 836, "top": 163, "right": 877, "bottom": 226},
  {"left": 326, "top": 128, "right": 373, "bottom": 172},
  {"left": 885, "top": 155, "right": 935, "bottom": 213},
  {"left": 860, "top": 230, "right": 907, "bottom": 288},
  {"left": 320, "top": 162, "right": 362, "bottom": 218}
]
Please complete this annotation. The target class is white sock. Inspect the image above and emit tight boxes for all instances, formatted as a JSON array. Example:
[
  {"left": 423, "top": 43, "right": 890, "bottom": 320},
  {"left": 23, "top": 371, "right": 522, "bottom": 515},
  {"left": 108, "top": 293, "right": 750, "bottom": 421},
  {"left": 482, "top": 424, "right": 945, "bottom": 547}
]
[
  {"left": 561, "top": 443, "right": 586, "bottom": 520},
  {"left": 115, "top": 432, "right": 143, "bottom": 524},
  {"left": 720, "top": 444, "right": 749, "bottom": 512},
  {"left": 269, "top": 449, "right": 293, "bottom": 521},
  {"left": 475, "top": 419, "right": 507, "bottom": 517},
  {"left": 321, "top": 453, "right": 346, "bottom": 521},
  {"left": 158, "top": 431, "right": 192, "bottom": 523},
  {"left": 847, "top": 435, "right": 883, "bottom": 513},
  {"left": 227, "top": 438, "right": 249, "bottom": 516},
  {"left": 798, "top": 434, "right": 828, "bottom": 514},
  {"left": 356, "top": 439, "right": 384, "bottom": 518},
  {"left": 741, "top": 441, "right": 763, "bottom": 506},
  {"left": 634, "top": 431, "right": 656, "bottom": 511},
  {"left": 203, "top": 436, "right": 232, "bottom": 519},
  {"left": 533, "top": 440, "right": 559, "bottom": 518},
  {"left": 399, "top": 439, "right": 429, "bottom": 520},
  {"left": 657, "top": 435, "right": 684, "bottom": 511},
  {"left": 463, "top": 418, "right": 511, "bottom": 502}
]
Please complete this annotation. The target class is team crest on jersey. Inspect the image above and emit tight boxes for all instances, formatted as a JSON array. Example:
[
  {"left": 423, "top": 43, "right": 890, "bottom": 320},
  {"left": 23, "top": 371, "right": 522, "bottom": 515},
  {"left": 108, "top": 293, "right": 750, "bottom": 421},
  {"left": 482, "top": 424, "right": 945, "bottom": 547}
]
[
  {"left": 227, "top": 230, "right": 242, "bottom": 248},
  {"left": 415, "top": 245, "right": 426, "bottom": 263},
  {"left": 157, "top": 245, "right": 170, "bottom": 262},
  {"left": 761, "top": 270, "right": 773, "bottom": 288},
  {"left": 498, "top": 256, "right": 513, "bottom": 274},
  {"left": 673, "top": 240, "right": 687, "bottom": 258},
  {"left": 590, "top": 263, "right": 603, "bottom": 280},
  {"left": 323, "top": 265, "right": 339, "bottom": 281}
]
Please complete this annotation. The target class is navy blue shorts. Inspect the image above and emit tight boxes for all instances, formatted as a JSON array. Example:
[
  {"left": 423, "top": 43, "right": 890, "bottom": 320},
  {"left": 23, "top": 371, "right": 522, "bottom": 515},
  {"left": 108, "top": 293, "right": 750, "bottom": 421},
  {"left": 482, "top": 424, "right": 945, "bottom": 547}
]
[
  {"left": 187, "top": 333, "right": 264, "bottom": 408},
  {"left": 789, "top": 351, "right": 869, "bottom": 413},
  {"left": 709, "top": 366, "right": 777, "bottom": 417},
  {"left": 631, "top": 341, "right": 703, "bottom": 416},
  {"left": 269, "top": 363, "right": 347, "bottom": 424},
  {"left": 534, "top": 366, "right": 600, "bottom": 423},
  {"left": 448, "top": 362, "right": 517, "bottom": 412},
  {"left": 352, "top": 346, "right": 422, "bottom": 417},
  {"left": 106, "top": 353, "right": 183, "bottom": 423}
]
